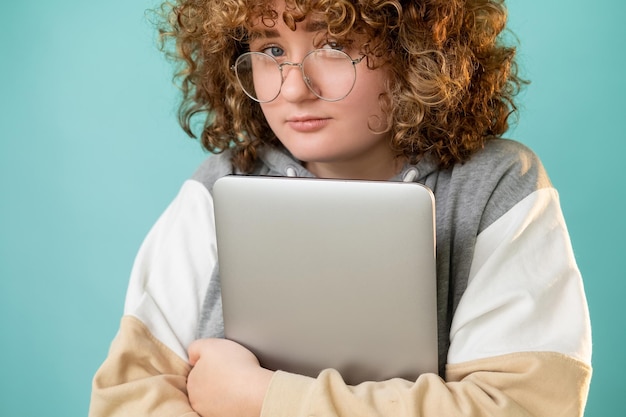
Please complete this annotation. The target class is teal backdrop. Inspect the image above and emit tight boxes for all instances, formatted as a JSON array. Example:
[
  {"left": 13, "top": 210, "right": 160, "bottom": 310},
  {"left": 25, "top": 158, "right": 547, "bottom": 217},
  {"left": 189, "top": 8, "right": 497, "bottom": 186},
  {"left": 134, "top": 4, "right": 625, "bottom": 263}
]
[{"left": 1, "top": 0, "right": 624, "bottom": 415}]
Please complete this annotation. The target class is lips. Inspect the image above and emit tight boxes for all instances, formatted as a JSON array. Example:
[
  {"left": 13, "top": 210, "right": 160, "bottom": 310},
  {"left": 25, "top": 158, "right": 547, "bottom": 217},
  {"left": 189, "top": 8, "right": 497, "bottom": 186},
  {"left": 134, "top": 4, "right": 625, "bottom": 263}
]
[{"left": 286, "top": 116, "right": 330, "bottom": 132}]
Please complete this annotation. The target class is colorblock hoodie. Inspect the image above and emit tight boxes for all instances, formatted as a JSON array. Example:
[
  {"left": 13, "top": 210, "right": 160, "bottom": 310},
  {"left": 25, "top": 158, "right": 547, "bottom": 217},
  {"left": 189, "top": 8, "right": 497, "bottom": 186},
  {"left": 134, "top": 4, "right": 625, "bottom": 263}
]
[{"left": 89, "top": 138, "right": 592, "bottom": 417}]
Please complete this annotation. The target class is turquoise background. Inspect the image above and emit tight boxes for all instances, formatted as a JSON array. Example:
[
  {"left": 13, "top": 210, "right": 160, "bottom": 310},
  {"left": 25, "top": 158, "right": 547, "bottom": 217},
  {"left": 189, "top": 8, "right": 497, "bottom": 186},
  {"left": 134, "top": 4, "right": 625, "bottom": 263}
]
[{"left": 0, "top": 0, "right": 623, "bottom": 415}]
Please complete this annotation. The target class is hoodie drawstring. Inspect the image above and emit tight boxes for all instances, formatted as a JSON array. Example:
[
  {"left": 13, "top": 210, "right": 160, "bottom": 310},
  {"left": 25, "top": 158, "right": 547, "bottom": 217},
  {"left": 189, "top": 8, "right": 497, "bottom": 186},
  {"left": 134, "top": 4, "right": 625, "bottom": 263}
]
[
  {"left": 401, "top": 168, "right": 419, "bottom": 183},
  {"left": 285, "top": 166, "right": 298, "bottom": 177}
]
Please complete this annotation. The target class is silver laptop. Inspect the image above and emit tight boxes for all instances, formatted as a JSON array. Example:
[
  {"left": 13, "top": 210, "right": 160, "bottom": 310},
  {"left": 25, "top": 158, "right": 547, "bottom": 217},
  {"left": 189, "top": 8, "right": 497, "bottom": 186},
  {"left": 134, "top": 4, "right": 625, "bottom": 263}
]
[{"left": 213, "top": 175, "right": 438, "bottom": 384}]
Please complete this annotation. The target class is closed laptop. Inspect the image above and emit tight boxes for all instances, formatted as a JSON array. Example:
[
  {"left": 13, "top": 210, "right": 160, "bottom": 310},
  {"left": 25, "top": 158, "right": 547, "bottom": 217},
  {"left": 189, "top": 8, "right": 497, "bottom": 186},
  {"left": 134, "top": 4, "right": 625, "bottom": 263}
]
[{"left": 213, "top": 175, "right": 438, "bottom": 384}]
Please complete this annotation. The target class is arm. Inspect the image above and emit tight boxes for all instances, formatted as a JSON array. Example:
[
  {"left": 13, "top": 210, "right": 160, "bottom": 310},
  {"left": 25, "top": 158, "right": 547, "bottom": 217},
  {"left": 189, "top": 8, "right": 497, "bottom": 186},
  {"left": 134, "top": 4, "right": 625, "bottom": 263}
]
[
  {"left": 89, "top": 180, "right": 220, "bottom": 417},
  {"left": 187, "top": 187, "right": 592, "bottom": 417},
  {"left": 90, "top": 316, "right": 199, "bottom": 417}
]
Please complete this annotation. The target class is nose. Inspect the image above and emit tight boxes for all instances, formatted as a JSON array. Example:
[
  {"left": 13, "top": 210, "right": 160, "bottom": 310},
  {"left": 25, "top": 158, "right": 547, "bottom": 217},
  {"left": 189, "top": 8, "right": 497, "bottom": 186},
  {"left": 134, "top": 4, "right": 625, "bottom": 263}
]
[{"left": 279, "top": 63, "right": 316, "bottom": 102}]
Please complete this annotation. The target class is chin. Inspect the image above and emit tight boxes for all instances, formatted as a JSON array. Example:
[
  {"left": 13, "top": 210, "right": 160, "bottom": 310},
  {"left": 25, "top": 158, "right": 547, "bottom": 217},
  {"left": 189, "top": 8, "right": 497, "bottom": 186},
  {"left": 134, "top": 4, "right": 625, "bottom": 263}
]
[{"left": 281, "top": 143, "right": 334, "bottom": 163}]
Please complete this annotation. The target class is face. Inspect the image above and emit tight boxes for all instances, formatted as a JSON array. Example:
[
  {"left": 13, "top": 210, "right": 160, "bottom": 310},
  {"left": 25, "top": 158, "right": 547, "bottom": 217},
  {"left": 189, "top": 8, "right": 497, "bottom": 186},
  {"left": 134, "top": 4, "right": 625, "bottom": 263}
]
[{"left": 246, "top": 4, "right": 397, "bottom": 180}]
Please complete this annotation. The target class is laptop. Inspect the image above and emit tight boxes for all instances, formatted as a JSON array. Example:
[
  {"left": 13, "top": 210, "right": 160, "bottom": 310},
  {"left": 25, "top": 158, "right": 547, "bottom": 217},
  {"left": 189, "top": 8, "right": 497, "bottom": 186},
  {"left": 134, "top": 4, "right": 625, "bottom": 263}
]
[{"left": 213, "top": 175, "right": 438, "bottom": 384}]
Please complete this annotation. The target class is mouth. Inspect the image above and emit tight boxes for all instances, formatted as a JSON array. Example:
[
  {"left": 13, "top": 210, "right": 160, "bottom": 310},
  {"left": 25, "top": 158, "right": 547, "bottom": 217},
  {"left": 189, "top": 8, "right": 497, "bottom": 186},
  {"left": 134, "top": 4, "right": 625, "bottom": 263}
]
[{"left": 286, "top": 116, "right": 331, "bottom": 133}]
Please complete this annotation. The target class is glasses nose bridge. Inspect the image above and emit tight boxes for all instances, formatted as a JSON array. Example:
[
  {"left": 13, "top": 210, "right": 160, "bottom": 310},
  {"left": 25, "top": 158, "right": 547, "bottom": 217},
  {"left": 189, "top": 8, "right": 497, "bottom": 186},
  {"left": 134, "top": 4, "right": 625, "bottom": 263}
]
[{"left": 278, "top": 61, "right": 306, "bottom": 81}]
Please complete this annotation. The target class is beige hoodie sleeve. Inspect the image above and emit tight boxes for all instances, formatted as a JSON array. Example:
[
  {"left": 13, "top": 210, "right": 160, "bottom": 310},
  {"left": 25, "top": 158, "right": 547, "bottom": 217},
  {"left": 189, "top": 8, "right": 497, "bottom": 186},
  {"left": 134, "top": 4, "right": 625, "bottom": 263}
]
[
  {"left": 261, "top": 351, "right": 591, "bottom": 417},
  {"left": 89, "top": 316, "right": 199, "bottom": 417}
]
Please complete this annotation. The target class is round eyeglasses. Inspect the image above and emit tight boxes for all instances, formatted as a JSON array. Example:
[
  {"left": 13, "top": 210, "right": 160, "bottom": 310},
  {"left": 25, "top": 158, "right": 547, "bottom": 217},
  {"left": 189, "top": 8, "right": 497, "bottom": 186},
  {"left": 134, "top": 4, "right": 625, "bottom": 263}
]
[{"left": 232, "top": 49, "right": 365, "bottom": 103}]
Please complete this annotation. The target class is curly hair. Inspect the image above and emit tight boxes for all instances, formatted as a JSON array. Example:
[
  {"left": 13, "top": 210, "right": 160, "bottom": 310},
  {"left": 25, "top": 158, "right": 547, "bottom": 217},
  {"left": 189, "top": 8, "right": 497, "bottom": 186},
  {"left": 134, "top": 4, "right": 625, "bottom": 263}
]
[{"left": 156, "top": 0, "right": 525, "bottom": 172}]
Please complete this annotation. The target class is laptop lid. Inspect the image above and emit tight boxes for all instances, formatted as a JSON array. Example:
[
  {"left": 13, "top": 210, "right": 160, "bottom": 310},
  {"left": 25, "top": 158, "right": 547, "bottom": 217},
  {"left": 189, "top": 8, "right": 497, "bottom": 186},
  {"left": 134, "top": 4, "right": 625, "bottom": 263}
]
[{"left": 213, "top": 175, "right": 438, "bottom": 384}]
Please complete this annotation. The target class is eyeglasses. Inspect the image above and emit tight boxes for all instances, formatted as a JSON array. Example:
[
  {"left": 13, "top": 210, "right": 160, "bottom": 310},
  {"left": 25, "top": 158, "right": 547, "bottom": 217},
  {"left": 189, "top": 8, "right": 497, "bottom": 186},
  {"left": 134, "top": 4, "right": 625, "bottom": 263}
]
[{"left": 232, "top": 49, "right": 365, "bottom": 103}]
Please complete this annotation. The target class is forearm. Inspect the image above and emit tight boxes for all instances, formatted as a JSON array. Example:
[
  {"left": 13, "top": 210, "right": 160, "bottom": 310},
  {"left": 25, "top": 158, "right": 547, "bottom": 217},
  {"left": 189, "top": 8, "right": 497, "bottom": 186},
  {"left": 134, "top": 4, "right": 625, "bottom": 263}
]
[
  {"left": 90, "top": 316, "right": 199, "bottom": 417},
  {"left": 261, "top": 351, "right": 591, "bottom": 417}
]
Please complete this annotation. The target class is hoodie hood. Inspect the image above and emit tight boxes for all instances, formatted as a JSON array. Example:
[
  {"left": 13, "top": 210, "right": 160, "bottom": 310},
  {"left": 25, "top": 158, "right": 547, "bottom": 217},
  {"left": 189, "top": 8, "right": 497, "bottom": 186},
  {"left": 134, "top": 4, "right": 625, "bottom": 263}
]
[{"left": 255, "top": 146, "right": 439, "bottom": 184}]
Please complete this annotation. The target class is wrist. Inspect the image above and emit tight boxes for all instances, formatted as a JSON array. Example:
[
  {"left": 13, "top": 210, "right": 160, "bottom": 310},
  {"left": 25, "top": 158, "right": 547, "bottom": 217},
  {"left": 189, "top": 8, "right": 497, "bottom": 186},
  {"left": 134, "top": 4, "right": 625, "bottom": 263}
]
[{"left": 247, "top": 368, "right": 274, "bottom": 417}]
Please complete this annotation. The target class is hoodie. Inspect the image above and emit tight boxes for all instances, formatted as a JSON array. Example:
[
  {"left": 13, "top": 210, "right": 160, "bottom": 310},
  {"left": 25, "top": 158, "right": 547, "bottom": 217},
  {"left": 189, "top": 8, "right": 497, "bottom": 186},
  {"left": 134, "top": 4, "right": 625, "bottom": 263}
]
[{"left": 89, "top": 138, "right": 592, "bottom": 417}]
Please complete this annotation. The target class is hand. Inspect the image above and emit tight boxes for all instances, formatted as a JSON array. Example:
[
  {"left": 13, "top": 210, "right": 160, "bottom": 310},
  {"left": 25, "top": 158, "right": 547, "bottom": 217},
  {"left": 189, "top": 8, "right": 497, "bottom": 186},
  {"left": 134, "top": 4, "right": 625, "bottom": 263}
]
[{"left": 187, "top": 338, "right": 274, "bottom": 417}]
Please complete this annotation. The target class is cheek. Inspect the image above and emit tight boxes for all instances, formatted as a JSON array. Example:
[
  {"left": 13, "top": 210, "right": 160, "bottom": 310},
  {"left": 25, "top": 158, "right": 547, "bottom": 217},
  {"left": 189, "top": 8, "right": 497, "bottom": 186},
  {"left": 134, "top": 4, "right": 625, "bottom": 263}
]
[
  {"left": 259, "top": 103, "right": 280, "bottom": 128},
  {"left": 350, "top": 70, "right": 387, "bottom": 111},
  {"left": 344, "top": 85, "right": 387, "bottom": 129}
]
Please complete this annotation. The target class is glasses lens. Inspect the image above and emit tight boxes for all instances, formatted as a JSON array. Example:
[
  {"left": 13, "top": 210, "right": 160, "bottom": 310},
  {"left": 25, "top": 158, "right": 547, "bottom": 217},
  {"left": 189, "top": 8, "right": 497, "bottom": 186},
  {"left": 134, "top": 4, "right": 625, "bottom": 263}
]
[
  {"left": 234, "top": 53, "right": 282, "bottom": 102},
  {"left": 302, "top": 49, "right": 357, "bottom": 101},
  {"left": 234, "top": 49, "right": 359, "bottom": 102}
]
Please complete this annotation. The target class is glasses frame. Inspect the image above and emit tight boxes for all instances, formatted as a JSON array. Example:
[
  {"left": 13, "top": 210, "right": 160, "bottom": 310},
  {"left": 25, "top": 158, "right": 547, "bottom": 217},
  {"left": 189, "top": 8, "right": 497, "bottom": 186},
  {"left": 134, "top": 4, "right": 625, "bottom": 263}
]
[{"left": 232, "top": 49, "right": 365, "bottom": 103}]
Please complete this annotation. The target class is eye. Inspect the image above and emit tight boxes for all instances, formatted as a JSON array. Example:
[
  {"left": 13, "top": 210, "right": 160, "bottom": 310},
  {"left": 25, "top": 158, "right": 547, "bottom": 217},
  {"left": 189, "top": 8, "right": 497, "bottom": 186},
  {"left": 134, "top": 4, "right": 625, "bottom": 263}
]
[
  {"left": 262, "top": 46, "right": 285, "bottom": 58},
  {"left": 321, "top": 41, "right": 344, "bottom": 52}
]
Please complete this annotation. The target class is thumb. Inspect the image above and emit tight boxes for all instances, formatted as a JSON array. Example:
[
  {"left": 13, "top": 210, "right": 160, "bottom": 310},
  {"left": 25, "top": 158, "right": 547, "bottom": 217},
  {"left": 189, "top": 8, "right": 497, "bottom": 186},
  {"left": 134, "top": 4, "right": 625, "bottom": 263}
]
[{"left": 187, "top": 339, "right": 202, "bottom": 366}]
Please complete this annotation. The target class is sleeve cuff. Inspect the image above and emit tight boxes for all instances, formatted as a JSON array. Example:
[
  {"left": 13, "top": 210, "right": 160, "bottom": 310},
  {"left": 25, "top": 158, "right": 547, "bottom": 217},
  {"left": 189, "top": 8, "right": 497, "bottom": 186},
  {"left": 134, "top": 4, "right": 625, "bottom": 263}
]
[{"left": 260, "top": 370, "right": 317, "bottom": 417}]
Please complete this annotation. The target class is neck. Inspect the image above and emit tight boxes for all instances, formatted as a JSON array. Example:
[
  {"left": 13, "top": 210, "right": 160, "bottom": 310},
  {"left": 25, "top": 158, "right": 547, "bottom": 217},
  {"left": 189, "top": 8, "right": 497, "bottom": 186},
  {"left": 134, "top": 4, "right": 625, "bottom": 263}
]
[{"left": 304, "top": 156, "right": 405, "bottom": 181}]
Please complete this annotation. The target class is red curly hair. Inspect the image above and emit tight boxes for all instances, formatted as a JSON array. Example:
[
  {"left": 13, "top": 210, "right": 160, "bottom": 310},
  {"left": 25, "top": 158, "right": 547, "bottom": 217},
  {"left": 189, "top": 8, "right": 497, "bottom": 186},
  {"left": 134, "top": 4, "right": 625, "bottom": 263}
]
[{"left": 156, "top": 0, "right": 525, "bottom": 172}]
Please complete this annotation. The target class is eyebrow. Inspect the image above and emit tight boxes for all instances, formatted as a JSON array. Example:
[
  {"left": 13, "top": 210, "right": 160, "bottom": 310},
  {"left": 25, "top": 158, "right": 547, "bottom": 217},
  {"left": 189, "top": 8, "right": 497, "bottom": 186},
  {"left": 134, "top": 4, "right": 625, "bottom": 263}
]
[
  {"left": 250, "top": 28, "right": 280, "bottom": 40},
  {"left": 304, "top": 20, "right": 328, "bottom": 32}
]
